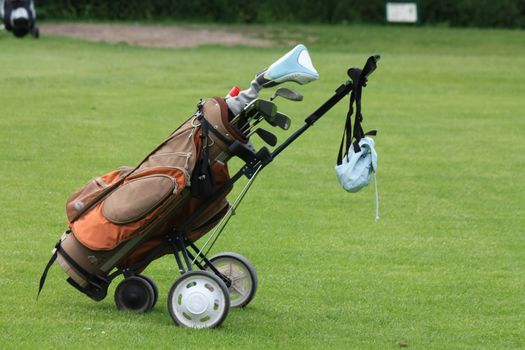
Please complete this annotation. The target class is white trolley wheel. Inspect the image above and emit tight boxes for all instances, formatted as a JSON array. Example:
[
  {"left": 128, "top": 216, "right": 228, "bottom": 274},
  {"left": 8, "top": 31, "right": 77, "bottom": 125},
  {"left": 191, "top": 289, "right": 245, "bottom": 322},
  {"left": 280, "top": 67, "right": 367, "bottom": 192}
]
[
  {"left": 114, "top": 276, "right": 155, "bottom": 313},
  {"left": 207, "top": 252, "right": 258, "bottom": 308},
  {"left": 167, "top": 270, "right": 230, "bottom": 329}
]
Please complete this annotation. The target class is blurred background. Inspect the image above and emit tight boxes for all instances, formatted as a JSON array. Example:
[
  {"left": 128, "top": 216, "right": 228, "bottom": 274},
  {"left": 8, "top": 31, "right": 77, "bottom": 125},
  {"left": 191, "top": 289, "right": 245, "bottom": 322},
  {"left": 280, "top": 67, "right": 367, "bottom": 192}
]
[{"left": 37, "top": 0, "right": 525, "bottom": 29}]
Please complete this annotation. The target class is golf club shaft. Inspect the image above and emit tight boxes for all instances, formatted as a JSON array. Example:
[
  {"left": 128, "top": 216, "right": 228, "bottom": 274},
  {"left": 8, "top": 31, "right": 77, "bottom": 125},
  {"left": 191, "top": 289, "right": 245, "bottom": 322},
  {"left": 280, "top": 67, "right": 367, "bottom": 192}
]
[
  {"left": 243, "top": 115, "right": 264, "bottom": 133},
  {"left": 272, "top": 81, "right": 353, "bottom": 159}
]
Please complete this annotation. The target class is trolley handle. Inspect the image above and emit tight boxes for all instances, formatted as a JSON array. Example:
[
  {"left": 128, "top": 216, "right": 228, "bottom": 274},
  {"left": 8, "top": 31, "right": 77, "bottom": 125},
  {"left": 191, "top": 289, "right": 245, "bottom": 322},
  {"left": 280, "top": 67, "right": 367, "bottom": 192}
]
[{"left": 348, "top": 54, "right": 381, "bottom": 87}]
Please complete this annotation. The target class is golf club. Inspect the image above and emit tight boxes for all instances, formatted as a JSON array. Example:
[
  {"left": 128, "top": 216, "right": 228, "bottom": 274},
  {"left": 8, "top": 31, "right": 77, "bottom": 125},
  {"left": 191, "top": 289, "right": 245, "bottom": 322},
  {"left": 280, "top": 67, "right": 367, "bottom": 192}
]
[
  {"left": 231, "top": 99, "right": 278, "bottom": 132},
  {"left": 247, "top": 128, "right": 278, "bottom": 146},
  {"left": 262, "top": 111, "right": 291, "bottom": 130},
  {"left": 270, "top": 87, "right": 304, "bottom": 102}
]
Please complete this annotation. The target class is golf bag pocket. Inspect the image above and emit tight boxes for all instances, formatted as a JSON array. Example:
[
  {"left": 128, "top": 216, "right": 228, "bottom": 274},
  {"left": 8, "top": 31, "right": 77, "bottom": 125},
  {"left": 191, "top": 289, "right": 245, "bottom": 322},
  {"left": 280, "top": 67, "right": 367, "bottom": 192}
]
[
  {"left": 66, "top": 166, "right": 133, "bottom": 224},
  {"left": 102, "top": 174, "right": 176, "bottom": 225},
  {"left": 71, "top": 167, "right": 187, "bottom": 251},
  {"left": 148, "top": 152, "right": 192, "bottom": 169}
]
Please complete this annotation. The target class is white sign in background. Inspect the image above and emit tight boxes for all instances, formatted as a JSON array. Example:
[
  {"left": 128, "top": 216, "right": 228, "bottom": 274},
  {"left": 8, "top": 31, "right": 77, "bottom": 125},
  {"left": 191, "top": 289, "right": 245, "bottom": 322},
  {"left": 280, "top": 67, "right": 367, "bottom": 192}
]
[{"left": 386, "top": 2, "right": 418, "bottom": 23}]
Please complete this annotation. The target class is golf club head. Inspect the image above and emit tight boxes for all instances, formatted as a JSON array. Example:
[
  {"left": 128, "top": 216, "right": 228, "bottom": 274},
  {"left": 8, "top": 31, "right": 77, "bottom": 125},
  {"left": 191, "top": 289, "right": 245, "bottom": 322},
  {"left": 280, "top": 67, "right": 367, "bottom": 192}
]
[
  {"left": 234, "top": 99, "right": 278, "bottom": 132},
  {"left": 255, "top": 128, "right": 278, "bottom": 146},
  {"left": 275, "top": 112, "right": 291, "bottom": 130},
  {"left": 263, "top": 112, "right": 291, "bottom": 130},
  {"left": 254, "top": 99, "right": 278, "bottom": 119},
  {"left": 270, "top": 87, "right": 304, "bottom": 102},
  {"left": 241, "top": 99, "right": 277, "bottom": 120}
]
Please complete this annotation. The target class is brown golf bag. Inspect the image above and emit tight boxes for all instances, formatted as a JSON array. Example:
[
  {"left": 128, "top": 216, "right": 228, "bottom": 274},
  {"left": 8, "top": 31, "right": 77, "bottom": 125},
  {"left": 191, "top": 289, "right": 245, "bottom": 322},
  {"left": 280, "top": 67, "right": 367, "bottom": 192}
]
[{"left": 41, "top": 96, "right": 247, "bottom": 300}]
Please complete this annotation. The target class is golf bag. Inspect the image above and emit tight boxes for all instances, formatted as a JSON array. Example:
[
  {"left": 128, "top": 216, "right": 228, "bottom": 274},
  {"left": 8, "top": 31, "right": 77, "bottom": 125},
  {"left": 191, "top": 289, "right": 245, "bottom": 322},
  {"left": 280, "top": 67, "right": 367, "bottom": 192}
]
[
  {"left": 1, "top": 0, "right": 38, "bottom": 38},
  {"left": 47, "top": 97, "right": 246, "bottom": 299}
]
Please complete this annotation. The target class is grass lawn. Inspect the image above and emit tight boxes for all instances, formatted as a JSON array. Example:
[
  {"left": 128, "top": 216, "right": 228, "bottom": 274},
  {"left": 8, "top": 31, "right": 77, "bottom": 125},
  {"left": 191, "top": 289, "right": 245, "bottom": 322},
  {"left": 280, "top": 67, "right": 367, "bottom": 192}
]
[{"left": 0, "top": 23, "right": 524, "bottom": 349}]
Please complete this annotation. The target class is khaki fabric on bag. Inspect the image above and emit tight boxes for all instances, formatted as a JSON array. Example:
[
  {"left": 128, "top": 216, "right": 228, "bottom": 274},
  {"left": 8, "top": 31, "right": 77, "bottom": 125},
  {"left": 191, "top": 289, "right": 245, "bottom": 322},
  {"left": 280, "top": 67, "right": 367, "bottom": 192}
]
[{"left": 63, "top": 97, "right": 239, "bottom": 273}]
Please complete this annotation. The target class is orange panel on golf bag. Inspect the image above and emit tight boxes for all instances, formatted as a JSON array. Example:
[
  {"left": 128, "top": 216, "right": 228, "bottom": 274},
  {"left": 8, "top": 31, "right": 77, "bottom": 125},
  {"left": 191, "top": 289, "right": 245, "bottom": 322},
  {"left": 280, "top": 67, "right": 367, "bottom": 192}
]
[{"left": 70, "top": 167, "right": 187, "bottom": 251}]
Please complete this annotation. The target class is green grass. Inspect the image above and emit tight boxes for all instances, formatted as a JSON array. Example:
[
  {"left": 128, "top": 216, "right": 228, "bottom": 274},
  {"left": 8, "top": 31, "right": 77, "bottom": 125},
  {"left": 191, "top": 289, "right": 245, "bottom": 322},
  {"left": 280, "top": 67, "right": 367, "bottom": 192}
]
[{"left": 1, "top": 23, "right": 524, "bottom": 349}]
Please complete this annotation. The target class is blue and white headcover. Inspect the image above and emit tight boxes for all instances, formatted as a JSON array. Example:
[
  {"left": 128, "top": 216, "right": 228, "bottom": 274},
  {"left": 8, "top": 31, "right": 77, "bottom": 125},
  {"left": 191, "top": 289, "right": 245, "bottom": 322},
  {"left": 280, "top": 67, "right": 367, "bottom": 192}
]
[{"left": 263, "top": 44, "right": 319, "bottom": 85}]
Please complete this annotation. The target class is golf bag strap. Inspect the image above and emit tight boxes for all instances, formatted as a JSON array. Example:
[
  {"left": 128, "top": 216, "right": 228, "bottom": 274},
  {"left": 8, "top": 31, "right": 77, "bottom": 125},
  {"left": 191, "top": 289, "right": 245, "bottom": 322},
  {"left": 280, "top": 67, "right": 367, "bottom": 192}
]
[
  {"left": 191, "top": 110, "right": 216, "bottom": 198},
  {"left": 55, "top": 241, "right": 97, "bottom": 282},
  {"left": 337, "top": 91, "right": 355, "bottom": 165},
  {"left": 352, "top": 54, "right": 380, "bottom": 149},
  {"left": 336, "top": 72, "right": 377, "bottom": 164},
  {"left": 201, "top": 116, "right": 234, "bottom": 147},
  {"left": 352, "top": 74, "right": 365, "bottom": 152},
  {"left": 37, "top": 239, "right": 62, "bottom": 300},
  {"left": 352, "top": 83, "right": 377, "bottom": 152}
]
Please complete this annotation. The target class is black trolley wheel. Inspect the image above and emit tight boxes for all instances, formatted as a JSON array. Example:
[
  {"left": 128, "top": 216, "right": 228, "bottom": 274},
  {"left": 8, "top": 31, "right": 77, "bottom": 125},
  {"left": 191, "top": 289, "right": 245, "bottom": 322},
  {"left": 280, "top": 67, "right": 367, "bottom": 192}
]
[
  {"left": 207, "top": 252, "right": 258, "bottom": 308},
  {"left": 114, "top": 276, "right": 155, "bottom": 313},
  {"left": 136, "top": 274, "right": 158, "bottom": 308}
]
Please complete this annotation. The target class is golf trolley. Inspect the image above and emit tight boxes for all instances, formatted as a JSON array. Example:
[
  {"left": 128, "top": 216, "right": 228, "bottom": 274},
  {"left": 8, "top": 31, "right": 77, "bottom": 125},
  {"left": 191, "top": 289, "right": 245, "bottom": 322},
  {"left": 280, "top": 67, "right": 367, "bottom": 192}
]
[
  {"left": 39, "top": 49, "right": 380, "bottom": 329},
  {"left": 1, "top": 0, "right": 39, "bottom": 38}
]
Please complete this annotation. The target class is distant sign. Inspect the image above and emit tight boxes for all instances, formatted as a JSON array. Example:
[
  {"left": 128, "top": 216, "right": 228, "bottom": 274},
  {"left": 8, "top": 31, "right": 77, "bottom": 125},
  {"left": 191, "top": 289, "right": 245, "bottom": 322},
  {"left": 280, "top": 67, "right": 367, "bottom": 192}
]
[{"left": 386, "top": 2, "right": 418, "bottom": 23}]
